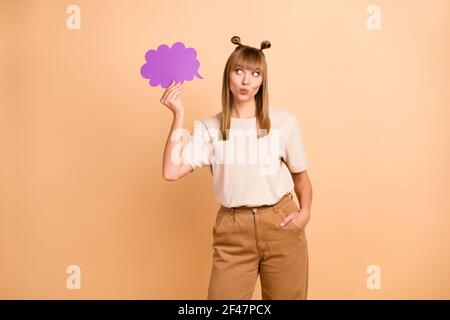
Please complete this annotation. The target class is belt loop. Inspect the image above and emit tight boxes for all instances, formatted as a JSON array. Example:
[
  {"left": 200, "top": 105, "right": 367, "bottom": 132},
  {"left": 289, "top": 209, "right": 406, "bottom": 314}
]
[
  {"left": 289, "top": 193, "right": 293, "bottom": 199},
  {"left": 232, "top": 208, "right": 236, "bottom": 223}
]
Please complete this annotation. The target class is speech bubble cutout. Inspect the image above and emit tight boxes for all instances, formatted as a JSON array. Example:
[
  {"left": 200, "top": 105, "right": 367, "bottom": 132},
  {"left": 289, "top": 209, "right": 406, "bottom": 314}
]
[{"left": 140, "top": 42, "right": 203, "bottom": 88}]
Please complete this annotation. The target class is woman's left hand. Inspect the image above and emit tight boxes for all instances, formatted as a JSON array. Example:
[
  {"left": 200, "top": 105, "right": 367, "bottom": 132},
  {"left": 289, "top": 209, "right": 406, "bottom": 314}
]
[{"left": 280, "top": 208, "right": 311, "bottom": 229}]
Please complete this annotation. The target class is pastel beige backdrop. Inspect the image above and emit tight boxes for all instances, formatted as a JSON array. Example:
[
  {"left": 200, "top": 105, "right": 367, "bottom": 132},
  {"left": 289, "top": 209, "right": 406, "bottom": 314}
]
[{"left": 1, "top": 0, "right": 449, "bottom": 299}]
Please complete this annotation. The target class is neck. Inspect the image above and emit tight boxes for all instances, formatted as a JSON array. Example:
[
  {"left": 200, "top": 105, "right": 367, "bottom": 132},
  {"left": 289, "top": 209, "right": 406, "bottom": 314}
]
[{"left": 230, "top": 99, "right": 256, "bottom": 118}]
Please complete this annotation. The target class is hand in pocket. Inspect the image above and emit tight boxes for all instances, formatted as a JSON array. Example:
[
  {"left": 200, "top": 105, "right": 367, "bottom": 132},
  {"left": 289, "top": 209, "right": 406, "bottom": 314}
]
[{"left": 280, "top": 208, "right": 310, "bottom": 229}]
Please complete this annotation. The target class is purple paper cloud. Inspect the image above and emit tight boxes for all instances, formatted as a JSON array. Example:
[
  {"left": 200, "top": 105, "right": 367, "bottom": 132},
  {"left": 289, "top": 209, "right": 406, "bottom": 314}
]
[{"left": 140, "top": 42, "right": 203, "bottom": 88}]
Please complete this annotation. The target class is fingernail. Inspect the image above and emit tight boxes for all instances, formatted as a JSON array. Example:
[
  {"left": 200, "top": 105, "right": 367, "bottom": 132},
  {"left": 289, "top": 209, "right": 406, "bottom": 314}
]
[{"left": 280, "top": 223, "right": 284, "bottom": 227}]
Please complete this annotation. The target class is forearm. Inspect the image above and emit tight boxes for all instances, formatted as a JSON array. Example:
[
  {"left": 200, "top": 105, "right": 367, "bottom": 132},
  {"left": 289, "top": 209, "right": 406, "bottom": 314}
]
[
  {"left": 292, "top": 171, "right": 313, "bottom": 213},
  {"left": 162, "top": 111, "right": 186, "bottom": 179}
]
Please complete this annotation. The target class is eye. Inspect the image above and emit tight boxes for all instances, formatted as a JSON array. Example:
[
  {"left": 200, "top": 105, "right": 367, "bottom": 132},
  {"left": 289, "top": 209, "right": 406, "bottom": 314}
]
[{"left": 235, "top": 68, "right": 260, "bottom": 77}]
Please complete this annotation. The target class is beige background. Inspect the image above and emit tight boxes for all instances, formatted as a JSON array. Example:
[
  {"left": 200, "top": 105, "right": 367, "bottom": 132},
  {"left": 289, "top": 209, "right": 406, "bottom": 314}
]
[{"left": 1, "top": 0, "right": 449, "bottom": 299}]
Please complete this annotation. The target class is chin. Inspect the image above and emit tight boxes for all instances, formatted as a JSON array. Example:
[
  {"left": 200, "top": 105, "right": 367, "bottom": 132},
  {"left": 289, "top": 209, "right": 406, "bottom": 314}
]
[
  {"left": 235, "top": 96, "right": 252, "bottom": 102},
  {"left": 233, "top": 92, "right": 254, "bottom": 100}
]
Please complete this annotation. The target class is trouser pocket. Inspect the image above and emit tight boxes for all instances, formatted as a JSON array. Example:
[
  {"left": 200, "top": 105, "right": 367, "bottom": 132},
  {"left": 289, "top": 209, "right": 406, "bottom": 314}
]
[
  {"left": 276, "top": 200, "right": 304, "bottom": 235},
  {"left": 212, "top": 209, "right": 227, "bottom": 236}
]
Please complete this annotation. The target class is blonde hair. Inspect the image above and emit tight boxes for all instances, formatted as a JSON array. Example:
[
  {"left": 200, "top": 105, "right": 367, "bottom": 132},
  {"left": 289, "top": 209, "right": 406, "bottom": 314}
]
[{"left": 221, "top": 36, "right": 272, "bottom": 140}]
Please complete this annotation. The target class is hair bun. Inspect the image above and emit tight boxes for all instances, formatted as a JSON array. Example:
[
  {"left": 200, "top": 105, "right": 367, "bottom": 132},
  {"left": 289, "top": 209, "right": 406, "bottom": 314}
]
[
  {"left": 231, "top": 36, "right": 241, "bottom": 46},
  {"left": 260, "top": 40, "right": 271, "bottom": 51}
]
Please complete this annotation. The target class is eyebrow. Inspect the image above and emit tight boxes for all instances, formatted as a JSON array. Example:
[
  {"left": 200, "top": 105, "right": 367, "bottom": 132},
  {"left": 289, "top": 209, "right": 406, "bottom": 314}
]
[{"left": 235, "top": 64, "right": 262, "bottom": 72}]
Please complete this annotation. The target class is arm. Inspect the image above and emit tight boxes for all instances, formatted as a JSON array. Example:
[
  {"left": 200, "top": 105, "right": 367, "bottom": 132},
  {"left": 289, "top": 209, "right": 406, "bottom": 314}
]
[
  {"left": 162, "top": 111, "right": 193, "bottom": 181},
  {"left": 279, "top": 115, "right": 312, "bottom": 228},
  {"left": 160, "top": 81, "right": 193, "bottom": 181},
  {"left": 280, "top": 170, "right": 313, "bottom": 228},
  {"left": 291, "top": 170, "right": 312, "bottom": 213}
]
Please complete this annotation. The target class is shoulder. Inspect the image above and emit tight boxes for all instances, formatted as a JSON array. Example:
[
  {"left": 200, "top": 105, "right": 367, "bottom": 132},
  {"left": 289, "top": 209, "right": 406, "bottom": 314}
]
[
  {"left": 196, "top": 107, "right": 299, "bottom": 128},
  {"left": 191, "top": 112, "right": 221, "bottom": 140},
  {"left": 269, "top": 106, "right": 299, "bottom": 127},
  {"left": 197, "top": 112, "right": 221, "bottom": 130}
]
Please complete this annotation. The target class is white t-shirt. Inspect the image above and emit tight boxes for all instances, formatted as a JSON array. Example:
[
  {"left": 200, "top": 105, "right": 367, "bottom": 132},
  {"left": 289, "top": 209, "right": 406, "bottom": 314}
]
[{"left": 181, "top": 107, "right": 309, "bottom": 207}]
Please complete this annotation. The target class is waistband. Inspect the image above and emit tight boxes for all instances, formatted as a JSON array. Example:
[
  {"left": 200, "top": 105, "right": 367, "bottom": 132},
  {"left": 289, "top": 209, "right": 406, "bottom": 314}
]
[{"left": 219, "top": 192, "right": 294, "bottom": 214}]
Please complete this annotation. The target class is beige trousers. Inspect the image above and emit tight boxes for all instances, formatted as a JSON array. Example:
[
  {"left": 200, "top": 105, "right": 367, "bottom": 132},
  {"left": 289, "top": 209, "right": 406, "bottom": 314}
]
[{"left": 207, "top": 192, "right": 309, "bottom": 300}]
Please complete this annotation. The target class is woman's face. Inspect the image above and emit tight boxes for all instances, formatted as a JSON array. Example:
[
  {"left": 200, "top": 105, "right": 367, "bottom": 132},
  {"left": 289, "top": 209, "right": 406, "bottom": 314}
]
[{"left": 229, "top": 64, "right": 263, "bottom": 102}]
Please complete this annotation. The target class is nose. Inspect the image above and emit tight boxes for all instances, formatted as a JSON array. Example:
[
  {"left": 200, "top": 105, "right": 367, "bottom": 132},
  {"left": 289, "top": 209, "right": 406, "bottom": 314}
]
[{"left": 241, "top": 76, "right": 250, "bottom": 86}]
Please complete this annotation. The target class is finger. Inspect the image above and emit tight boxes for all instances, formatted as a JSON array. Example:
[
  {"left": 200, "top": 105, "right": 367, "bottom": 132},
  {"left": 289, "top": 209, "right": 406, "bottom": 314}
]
[
  {"left": 165, "top": 87, "right": 183, "bottom": 104},
  {"left": 280, "top": 214, "right": 294, "bottom": 227},
  {"left": 169, "top": 80, "right": 181, "bottom": 89},
  {"left": 161, "top": 81, "right": 179, "bottom": 101},
  {"left": 161, "top": 82, "right": 175, "bottom": 101},
  {"left": 168, "top": 86, "right": 183, "bottom": 98},
  {"left": 171, "top": 87, "right": 183, "bottom": 101},
  {"left": 173, "top": 88, "right": 182, "bottom": 98},
  {"left": 161, "top": 83, "right": 181, "bottom": 103}
]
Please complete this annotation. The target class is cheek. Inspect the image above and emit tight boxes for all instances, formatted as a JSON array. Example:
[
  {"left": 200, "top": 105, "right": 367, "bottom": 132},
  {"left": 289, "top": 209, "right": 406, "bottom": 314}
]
[
  {"left": 253, "top": 81, "right": 262, "bottom": 91},
  {"left": 230, "top": 74, "right": 240, "bottom": 85}
]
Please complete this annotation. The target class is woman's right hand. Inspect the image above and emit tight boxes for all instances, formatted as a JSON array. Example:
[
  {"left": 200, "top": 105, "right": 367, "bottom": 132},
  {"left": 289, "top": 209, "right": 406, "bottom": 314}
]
[{"left": 160, "top": 80, "right": 184, "bottom": 115}]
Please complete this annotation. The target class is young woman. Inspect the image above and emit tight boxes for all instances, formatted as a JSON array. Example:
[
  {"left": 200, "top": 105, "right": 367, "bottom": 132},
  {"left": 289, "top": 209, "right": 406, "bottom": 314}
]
[{"left": 161, "top": 36, "right": 313, "bottom": 300}]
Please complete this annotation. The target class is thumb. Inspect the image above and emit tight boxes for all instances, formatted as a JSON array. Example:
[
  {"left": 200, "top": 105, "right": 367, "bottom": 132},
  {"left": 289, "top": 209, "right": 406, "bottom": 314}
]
[{"left": 280, "top": 214, "right": 294, "bottom": 227}]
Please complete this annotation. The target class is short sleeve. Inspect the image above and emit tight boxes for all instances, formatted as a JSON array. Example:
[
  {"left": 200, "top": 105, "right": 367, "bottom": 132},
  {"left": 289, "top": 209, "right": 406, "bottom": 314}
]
[
  {"left": 282, "top": 116, "right": 309, "bottom": 173},
  {"left": 181, "top": 120, "right": 213, "bottom": 171}
]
